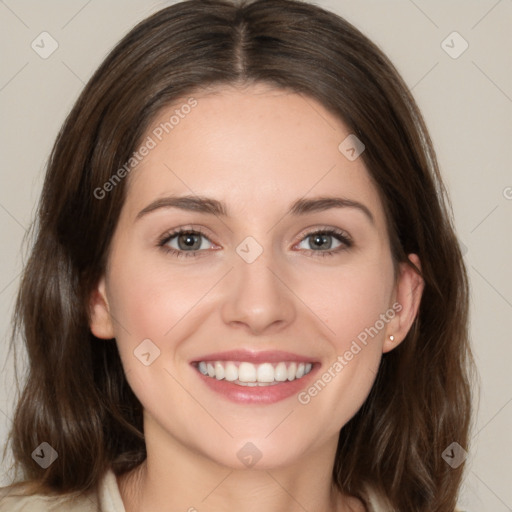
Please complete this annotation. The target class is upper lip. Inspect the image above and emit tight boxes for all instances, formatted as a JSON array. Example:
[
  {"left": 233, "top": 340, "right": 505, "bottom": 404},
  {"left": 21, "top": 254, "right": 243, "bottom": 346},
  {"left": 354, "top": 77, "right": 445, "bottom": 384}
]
[{"left": 191, "top": 350, "right": 317, "bottom": 364}]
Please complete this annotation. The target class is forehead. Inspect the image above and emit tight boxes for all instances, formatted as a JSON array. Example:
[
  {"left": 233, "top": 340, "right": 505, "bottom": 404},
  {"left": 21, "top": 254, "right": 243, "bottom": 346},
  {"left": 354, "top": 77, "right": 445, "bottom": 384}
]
[{"left": 122, "top": 84, "right": 385, "bottom": 228}]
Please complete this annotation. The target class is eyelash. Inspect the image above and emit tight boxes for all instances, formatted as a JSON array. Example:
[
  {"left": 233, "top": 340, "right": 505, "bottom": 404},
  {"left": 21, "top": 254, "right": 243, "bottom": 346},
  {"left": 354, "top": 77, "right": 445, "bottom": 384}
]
[{"left": 157, "top": 226, "right": 353, "bottom": 259}]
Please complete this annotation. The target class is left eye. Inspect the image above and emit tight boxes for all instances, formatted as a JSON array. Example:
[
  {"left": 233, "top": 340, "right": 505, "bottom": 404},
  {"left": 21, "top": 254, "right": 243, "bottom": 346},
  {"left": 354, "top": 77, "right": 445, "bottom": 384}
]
[{"left": 296, "top": 231, "right": 345, "bottom": 252}]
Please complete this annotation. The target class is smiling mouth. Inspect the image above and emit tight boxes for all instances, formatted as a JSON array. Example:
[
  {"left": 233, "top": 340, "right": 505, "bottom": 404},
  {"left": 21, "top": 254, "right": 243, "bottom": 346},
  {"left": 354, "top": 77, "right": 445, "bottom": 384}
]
[{"left": 194, "top": 360, "right": 314, "bottom": 386}]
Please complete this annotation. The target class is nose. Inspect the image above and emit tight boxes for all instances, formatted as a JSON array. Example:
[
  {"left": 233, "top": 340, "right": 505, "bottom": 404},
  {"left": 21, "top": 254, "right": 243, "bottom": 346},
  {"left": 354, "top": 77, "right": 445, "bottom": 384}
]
[{"left": 220, "top": 246, "right": 297, "bottom": 336}]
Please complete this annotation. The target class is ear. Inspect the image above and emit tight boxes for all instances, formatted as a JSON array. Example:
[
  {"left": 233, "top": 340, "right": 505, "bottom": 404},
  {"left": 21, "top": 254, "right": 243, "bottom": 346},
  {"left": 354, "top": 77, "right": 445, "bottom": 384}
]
[
  {"left": 89, "top": 276, "right": 115, "bottom": 339},
  {"left": 382, "top": 253, "right": 424, "bottom": 353}
]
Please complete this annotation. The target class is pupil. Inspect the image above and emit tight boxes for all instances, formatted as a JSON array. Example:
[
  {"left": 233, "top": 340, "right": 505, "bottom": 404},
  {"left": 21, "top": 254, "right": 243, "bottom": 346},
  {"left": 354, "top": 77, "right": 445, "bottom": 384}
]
[
  {"left": 179, "top": 233, "right": 200, "bottom": 250},
  {"left": 312, "top": 234, "right": 331, "bottom": 249}
]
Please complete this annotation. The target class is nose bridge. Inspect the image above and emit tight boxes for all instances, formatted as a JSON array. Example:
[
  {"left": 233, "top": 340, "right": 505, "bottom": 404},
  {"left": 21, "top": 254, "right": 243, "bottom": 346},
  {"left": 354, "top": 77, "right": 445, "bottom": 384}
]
[{"left": 220, "top": 237, "right": 296, "bottom": 333}]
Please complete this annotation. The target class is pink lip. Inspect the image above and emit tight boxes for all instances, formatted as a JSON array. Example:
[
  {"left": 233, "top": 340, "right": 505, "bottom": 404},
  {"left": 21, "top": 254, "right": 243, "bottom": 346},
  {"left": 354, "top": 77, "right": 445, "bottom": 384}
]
[
  {"left": 191, "top": 349, "right": 316, "bottom": 364},
  {"left": 190, "top": 350, "right": 319, "bottom": 405},
  {"left": 194, "top": 369, "right": 318, "bottom": 404}
]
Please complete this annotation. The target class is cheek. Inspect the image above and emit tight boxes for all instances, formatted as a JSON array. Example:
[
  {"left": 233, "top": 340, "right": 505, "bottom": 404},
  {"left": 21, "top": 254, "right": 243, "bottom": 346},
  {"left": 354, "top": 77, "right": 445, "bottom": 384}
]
[
  {"left": 301, "top": 259, "right": 395, "bottom": 346},
  {"left": 107, "top": 252, "right": 210, "bottom": 339},
  {"left": 293, "top": 260, "right": 394, "bottom": 429},
  {"left": 105, "top": 256, "right": 203, "bottom": 411}
]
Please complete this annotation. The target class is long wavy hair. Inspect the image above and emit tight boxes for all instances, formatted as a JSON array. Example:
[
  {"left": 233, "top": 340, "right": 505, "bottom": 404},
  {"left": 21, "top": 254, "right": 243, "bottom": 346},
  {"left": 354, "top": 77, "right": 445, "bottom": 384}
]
[{"left": 3, "top": 0, "right": 476, "bottom": 510}]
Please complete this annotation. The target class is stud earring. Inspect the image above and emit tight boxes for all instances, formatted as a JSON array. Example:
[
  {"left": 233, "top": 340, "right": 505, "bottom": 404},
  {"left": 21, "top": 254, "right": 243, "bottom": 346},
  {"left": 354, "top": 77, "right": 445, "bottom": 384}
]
[{"left": 389, "top": 335, "right": 395, "bottom": 341}]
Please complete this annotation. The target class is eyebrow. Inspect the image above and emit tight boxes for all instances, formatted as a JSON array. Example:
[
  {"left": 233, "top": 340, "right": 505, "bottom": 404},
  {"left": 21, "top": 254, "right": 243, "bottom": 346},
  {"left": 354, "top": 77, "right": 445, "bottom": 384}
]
[{"left": 135, "top": 195, "right": 374, "bottom": 224}]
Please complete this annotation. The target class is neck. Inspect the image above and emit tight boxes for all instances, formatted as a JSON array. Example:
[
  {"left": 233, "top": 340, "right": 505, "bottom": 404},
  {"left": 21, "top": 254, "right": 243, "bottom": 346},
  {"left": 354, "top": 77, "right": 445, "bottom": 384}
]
[
  {"left": 118, "top": 448, "right": 366, "bottom": 512},
  {"left": 117, "top": 416, "right": 365, "bottom": 512}
]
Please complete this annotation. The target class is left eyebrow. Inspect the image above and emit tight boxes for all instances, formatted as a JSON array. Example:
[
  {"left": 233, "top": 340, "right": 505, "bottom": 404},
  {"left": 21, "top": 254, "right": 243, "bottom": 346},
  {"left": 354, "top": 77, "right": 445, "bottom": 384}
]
[
  {"left": 289, "top": 197, "right": 374, "bottom": 224},
  {"left": 135, "top": 194, "right": 374, "bottom": 225}
]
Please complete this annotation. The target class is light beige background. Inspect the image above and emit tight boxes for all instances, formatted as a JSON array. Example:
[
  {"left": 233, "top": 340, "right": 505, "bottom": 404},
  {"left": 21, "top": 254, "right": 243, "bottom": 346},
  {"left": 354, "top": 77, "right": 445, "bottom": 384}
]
[{"left": 0, "top": 1, "right": 511, "bottom": 510}]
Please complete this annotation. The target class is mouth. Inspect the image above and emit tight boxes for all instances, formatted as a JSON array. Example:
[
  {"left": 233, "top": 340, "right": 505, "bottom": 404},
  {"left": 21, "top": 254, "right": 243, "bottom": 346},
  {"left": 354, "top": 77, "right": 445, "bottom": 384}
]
[
  {"left": 194, "top": 360, "right": 313, "bottom": 386},
  {"left": 191, "top": 350, "right": 319, "bottom": 404}
]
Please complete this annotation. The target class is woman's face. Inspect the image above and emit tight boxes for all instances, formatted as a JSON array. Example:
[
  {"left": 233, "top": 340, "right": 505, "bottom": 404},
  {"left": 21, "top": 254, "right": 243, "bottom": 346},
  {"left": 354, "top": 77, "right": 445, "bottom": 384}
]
[{"left": 90, "top": 84, "right": 420, "bottom": 470}]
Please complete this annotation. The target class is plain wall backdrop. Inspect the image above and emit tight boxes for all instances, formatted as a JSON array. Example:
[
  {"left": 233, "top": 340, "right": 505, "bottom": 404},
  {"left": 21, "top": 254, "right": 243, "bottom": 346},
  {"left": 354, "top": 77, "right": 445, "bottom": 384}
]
[{"left": 0, "top": 1, "right": 511, "bottom": 510}]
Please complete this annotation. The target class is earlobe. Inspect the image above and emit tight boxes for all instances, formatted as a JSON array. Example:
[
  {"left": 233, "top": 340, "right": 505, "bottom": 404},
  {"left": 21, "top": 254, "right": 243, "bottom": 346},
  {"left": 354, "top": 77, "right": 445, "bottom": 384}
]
[
  {"left": 383, "top": 254, "right": 424, "bottom": 353},
  {"left": 89, "top": 276, "right": 115, "bottom": 340}
]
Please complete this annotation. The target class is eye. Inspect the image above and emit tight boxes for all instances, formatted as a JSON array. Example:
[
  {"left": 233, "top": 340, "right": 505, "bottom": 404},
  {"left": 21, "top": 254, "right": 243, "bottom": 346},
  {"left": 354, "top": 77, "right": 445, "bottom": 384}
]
[
  {"left": 295, "top": 228, "right": 352, "bottom": 257},
  {"left": 158, "top": 228, "right": 215, "bottom": 258}
]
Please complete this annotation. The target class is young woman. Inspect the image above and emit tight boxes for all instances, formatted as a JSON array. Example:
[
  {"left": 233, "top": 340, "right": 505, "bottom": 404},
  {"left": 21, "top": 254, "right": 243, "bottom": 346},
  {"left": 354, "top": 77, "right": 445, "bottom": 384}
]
[{"left": 0, "top": 0, "right": 475, "bottom": 510}]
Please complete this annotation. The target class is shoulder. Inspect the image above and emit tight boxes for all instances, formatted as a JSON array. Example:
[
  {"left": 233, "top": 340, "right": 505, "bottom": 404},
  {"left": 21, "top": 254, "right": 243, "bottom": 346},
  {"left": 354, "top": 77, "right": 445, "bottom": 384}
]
[
  {"left": 0, "top": 468, "right": 124, "bottom": 512},
  {"left": 0, "top": 489, "right": 96, "bottom": 512}
]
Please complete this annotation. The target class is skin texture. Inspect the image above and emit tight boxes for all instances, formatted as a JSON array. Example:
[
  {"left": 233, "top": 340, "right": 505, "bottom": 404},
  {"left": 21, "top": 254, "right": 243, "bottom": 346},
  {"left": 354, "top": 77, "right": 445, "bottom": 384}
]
[{"left": 89, "top": 83, "right": 424, "bottom": 512}]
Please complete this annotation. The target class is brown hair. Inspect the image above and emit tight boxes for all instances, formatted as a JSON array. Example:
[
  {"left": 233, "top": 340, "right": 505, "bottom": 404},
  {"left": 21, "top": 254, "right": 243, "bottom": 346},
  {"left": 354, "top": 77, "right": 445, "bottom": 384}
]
[{"left": 4, "top": 0, "right": 476, "bottom": 510}]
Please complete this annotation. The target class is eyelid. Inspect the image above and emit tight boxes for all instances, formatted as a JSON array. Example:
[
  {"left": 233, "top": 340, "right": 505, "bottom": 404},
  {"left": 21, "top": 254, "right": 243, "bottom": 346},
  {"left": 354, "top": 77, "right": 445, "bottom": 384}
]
[
  {"left": 158, "top": 224, "right": 214, "bottom": 243},
  {"left": 292, "top": 225, "right": 352, "bottom": 247}
]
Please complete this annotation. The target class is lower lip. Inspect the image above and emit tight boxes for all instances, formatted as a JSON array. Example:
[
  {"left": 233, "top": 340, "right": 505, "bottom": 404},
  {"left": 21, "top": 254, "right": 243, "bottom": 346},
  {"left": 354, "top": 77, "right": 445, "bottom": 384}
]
[{"left": 193, "top": 365, "right": 318, "bottom": 404}]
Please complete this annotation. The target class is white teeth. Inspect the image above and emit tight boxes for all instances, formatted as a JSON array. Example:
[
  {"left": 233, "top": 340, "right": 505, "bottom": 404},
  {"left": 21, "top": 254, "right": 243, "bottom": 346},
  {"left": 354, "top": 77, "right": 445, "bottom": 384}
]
[
  {"left": 196, "top": 360, "right": 314, "bottom": 385},
  {"left": 257, "top": 363, "right": 275, "bottom": 383},
  {"left": 287, "top": 362, "right": 297, "bottom": 381},
  {"left": 225, "top": 361, "right": 238, "bottom": 381},
  {"left": 214, "top": 362, "right": 225, "bottom": 380},
  {"left": 274, "top": 362, "right": 288, "bottom": 382},
  {"left": 238, "top": 362, "right": 257, "bottom": 382}
]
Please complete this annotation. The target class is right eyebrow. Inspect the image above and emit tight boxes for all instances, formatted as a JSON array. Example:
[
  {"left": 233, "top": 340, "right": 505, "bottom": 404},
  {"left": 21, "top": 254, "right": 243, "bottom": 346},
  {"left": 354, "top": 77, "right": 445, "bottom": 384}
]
[{"left": 136, "top": 195, "right": 228, "bottom": 221}]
